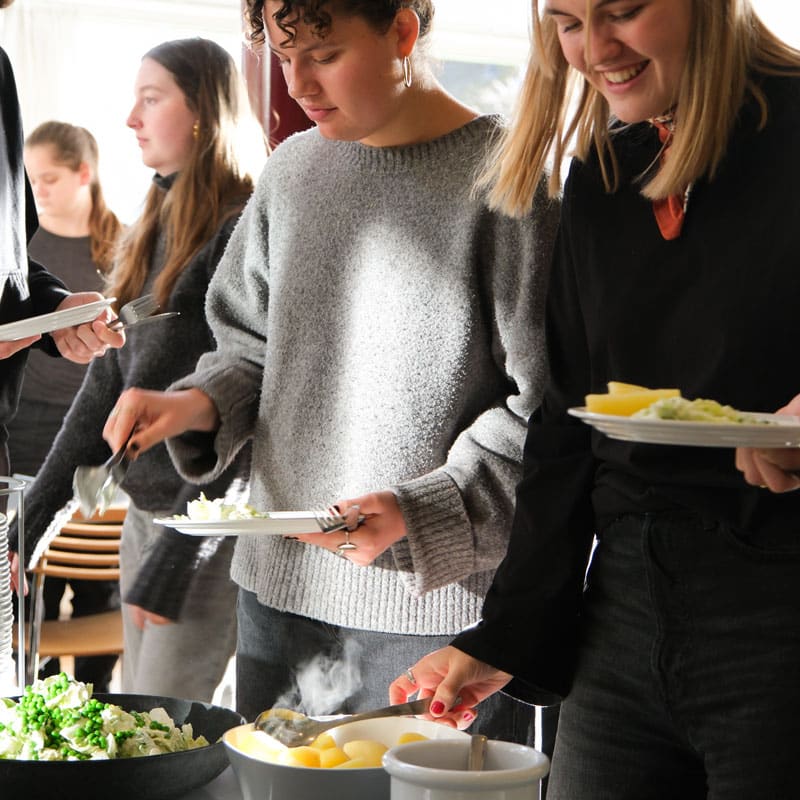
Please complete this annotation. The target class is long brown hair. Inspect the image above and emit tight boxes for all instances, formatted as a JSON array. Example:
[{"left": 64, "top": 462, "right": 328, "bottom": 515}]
[
  {"left": 25, "top": 121, "right": 122, "bottom": 273},
  {"left": 111, "top": 38, "right": 254, "bottom": 309},
  {"left": 479, "top": 0, "right": 800, "bottom": 216}
]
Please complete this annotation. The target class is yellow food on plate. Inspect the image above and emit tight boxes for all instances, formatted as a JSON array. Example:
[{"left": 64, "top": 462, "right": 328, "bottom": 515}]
[
  {"left": 586, "top": 387, "right": 681, "bottom": 416},
  {"left": 606, "top": 381, "right": 649, "bottom": 394}
]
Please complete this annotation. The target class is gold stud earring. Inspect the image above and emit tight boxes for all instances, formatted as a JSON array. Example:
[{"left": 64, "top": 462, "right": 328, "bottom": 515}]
[
  {"left": 402, "top": 56, "right": 412, "bottom": 88},
  {"left": 192, "top": 121, "right": 200, "bottom": 140}
]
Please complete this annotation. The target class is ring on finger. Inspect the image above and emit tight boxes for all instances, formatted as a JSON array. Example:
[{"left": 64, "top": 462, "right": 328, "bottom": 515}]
[{"left": 337, "top": 529, "right": 358, "bottom": 553}]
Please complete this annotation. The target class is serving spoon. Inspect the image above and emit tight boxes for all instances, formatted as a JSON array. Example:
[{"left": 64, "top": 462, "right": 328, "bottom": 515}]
[{"left": 254, "top": 696, "right": 432, "bottom": 748}]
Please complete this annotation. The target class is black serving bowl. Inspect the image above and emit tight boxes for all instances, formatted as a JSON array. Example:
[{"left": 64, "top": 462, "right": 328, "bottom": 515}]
[{"left": 0, "top": 692, "right": 245, "bottom": 800}]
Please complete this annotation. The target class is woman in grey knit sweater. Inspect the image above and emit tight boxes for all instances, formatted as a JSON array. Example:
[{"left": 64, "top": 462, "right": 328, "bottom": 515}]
[
  {"left": 14, "top": 38, "right": 254, "bottom": 702},
  {"left": 104, "top": 0, "right": 558, "bottom": 743}
]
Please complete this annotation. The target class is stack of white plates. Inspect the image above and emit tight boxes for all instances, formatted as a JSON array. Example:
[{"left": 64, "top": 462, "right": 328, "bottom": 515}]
[{"left": 0, "top": 512, "right": 14, "bottom": 685}]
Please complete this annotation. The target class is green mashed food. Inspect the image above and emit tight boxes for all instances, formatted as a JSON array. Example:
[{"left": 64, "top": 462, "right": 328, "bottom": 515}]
[
  {"left": 0, "top": 674, "right": 208, "bottom": 761},
  {"left": 634, "top": 397, "right": 764, "bottom": 424}
]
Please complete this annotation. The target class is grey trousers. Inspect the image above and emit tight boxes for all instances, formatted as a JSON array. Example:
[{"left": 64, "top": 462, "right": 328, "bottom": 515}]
[{"left": 120, "top": 504, "right": 238, "bottom": 702}]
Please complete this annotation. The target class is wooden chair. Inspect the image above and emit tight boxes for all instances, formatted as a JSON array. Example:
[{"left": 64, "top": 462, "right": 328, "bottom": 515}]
[{"left": 16, "top": 508, "right": 125, "bottom": 684}]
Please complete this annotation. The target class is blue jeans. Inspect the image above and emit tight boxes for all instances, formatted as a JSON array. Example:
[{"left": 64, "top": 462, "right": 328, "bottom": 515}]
[
  {"left": 236, "top": 589, "right": 551, "bottom": 750},
  {"left": 548, "top": 511, "right": 800, "bottom": 799}
]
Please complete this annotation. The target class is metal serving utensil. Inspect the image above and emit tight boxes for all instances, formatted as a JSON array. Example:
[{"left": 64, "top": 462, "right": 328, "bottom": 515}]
[
  {"left": 253, "top": 696, "right": 432, "bottom": 748},
  {"left": 73, "top": 435, "right": 133, "bottom": 518},
  {"left": 468, "top": 733, "right": 487, "bottom": 771}
]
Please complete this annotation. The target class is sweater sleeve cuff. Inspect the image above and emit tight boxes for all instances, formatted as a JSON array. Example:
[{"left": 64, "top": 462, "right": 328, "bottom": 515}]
[
  {"left": 391, "top": 470, "right": 473, "bottom": 596},
  {"left": 168, "top": 368, "right": 256, "bottom": 483},
  {"left": 122, "top": 529, "right": 204, "bottom": 620}
]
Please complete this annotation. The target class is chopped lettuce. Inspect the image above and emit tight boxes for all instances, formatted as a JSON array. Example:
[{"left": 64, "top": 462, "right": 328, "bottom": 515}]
[
  {"left": 0, "top": 674, "right": 208, "bottom": 761},
  {"left": 178, "top": 492, "right": 268, "bottom": 522}
]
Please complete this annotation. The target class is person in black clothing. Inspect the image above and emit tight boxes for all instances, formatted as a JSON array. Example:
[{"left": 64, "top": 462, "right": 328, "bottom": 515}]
[
  {"left": 391, "top": 2, "right": 800, "bottom": 798},
  {"left": 0, "top": 4, "right": 124, "bottom": 479},
  {"left": 3, "top": 0, "right": 124, "bottom": 603}
]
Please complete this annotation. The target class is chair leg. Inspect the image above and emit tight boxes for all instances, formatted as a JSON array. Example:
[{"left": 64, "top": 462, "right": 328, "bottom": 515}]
[{"left": 25, "top": 572, "right": 46, "bottom": 685}]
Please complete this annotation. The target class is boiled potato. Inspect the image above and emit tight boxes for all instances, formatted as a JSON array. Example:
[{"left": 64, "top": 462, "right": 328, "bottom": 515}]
[
  {"left": 342, "top": 739, "right": 389, "bottom": 767},
  {"left": 334, "top": 757, "right": 371, "bottom": 769},
  {"left": 311, "top": 732, "right": 337, "bottom": 750},
  {"left": 240, "top": 726, "right": 427, "bottom": 769},
  {"left": 278, "top": 745, "right": 321, "bottom": 768},
  {"left": 318, "top": 746, "right": 350, "bottom": 768},
  {"left": 396, "top": 732, "right": 429, "bottom": 744}
]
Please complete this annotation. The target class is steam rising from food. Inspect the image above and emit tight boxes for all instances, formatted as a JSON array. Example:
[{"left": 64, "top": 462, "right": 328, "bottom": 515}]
[{"left": 273, "top": 638, "right": 363, "bottom": 717}]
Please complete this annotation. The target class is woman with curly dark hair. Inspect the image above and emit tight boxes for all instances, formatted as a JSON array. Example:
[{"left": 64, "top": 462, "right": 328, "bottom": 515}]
[{"left": 103, "top": 0, "right": 558, "bottom": 747}]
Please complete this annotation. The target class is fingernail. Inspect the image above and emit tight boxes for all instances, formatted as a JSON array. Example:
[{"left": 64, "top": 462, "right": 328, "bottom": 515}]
[
  {"left": 430, "top": 701, "right": 445, "bottom": 715},
  {"left": 461, "top": 711, "right": 475, "bottom": 723}
]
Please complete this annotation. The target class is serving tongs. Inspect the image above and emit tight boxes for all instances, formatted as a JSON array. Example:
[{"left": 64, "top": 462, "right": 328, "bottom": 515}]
[
  {"left": 73, "top": 434, "right": 133, "bottom": 518},
  {"left": 253, "top": 696, "right": 432, "bottom": 748}
]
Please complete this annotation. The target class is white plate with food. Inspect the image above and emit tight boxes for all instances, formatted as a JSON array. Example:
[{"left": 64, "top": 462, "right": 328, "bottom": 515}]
[
  {"left": 154, "top": 511, "right": 329, "bottom": 537},
  {"left": 568, "top": 407, "right": 800, "bottom": 448},
  {"left": 0, "top": 298, "right": 115, "bottom": 341}
]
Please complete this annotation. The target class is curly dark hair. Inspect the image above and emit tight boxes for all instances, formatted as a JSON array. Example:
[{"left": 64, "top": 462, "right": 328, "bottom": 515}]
[{"left": 243, "top": 0, "right": 433, "bottom": 48}]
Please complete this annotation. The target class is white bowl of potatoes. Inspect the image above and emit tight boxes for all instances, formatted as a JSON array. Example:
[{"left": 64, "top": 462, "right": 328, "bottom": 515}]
[{"left": 223, "top": 714, "right": 469, "bottom": 800}]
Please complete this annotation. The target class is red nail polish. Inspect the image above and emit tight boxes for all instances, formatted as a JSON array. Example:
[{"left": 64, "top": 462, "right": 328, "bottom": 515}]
[
  {"left": 430, "top": 701, "right": 445, "bottom": 715},
  {"left": 461, "top": 711, "right": 474, "bottom": 723}
]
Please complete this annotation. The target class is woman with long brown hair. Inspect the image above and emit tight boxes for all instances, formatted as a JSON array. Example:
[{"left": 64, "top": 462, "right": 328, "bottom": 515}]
[{"left": 14, "top": 37, "right": 255, "bottom": 701}]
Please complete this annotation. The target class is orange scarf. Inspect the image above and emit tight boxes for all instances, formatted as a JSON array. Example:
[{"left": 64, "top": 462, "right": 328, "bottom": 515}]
[{"left": 651, "top": 119, "right": 687, "bottom": 241}]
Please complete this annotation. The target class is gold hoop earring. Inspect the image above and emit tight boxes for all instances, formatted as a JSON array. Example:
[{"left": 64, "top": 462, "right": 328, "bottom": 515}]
[
  {"left": 192, "top": 121, "right": 200, "bottom": 140},
  {"left": 402, "top": 56, "right": 412, "bottom": 88}
]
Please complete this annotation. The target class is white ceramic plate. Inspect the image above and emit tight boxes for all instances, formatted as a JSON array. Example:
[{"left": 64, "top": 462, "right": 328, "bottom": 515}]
[
  {"left": 154, "top": 511, "right": 328, "bottom": 536},
  {"left": 0, "top": 298, "right": 115, "bottom": 341},
  {"left": 568, "top": 407, "right": 800, "bottom": 448}
]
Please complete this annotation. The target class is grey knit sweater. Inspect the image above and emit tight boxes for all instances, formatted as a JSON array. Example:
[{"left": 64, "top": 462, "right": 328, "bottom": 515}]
[{"left": 169, "top": 116, "right": 559, "bottom": 635}]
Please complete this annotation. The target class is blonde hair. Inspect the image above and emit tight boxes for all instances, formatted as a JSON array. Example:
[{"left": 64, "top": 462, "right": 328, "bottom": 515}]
[
  {"left": 25, "top": 121, "right": 123, "bottom": 272},
  {"left": 110, "top": 38, "right": 254, "bottom": 309},
  {"left": 479, "top": 0, "right": 800, "bottom": 216}
]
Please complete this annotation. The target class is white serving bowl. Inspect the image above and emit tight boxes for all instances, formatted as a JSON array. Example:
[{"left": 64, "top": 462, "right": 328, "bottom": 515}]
[
  {"left": 383, "top": 738, "right": 550, "bottom": 800},
  {"left": 224, "top": 715, "right": 469, "bottom": 800}
]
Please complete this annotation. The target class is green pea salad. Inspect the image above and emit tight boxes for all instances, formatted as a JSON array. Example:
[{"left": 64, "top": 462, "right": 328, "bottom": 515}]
[{"left": 0, "top": 673, "right": 208, "bottom": 761}]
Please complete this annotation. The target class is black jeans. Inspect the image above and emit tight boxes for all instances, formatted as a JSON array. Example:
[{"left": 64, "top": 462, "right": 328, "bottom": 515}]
[{"left": 548, "top": 511, "right": 800, "bottom": 799}]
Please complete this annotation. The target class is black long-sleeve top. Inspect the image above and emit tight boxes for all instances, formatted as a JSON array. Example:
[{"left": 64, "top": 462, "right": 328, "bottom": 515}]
[
  {"left": 0, "top": 46, "right": 69, "bottom": 440},
  {"left": 17, "top": 176, "right": 249, "bottom": 620},
  {"left": 454, "top": 73, "right": 800, "bottom": 704}
]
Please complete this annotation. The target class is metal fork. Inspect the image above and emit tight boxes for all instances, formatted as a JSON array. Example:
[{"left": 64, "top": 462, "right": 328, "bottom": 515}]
[
  {"left": 105, "top": 293, "right": 179, "bottom": 331},
  {"left": 313, "top": 505, "right": 364, "bottom": 533}
]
